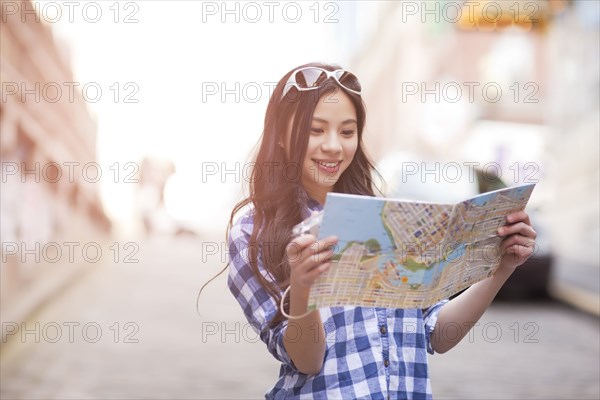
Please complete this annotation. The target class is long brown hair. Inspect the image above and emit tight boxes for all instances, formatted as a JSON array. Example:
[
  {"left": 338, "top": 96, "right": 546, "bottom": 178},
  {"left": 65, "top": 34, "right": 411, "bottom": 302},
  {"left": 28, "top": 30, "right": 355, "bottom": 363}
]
[{"left": 198, "top": 62, "right": 383, "bottom": 326}]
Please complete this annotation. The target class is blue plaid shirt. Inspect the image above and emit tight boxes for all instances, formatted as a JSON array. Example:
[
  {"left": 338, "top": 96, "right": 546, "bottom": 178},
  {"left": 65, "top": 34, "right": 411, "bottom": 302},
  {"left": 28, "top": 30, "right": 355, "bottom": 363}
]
[{"left": 227, "top": 197, "right": 448, "bottom": 399}]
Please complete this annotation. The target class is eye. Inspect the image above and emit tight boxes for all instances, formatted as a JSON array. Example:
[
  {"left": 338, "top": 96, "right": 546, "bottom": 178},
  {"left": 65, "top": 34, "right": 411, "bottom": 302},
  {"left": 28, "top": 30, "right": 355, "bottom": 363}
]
[
  {"left": 341, "top": 130, "right": 356, "bottom": 137},
  {"left": 310, "top": 127, "right": 324, "bottom": 135}
]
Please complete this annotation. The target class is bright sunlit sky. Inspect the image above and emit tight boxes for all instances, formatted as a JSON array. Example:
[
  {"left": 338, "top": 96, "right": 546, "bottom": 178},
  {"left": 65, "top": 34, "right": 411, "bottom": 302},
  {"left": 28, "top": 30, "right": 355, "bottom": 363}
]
[{"left": 48, "top": 1, "right": 374, "bottom": 234}]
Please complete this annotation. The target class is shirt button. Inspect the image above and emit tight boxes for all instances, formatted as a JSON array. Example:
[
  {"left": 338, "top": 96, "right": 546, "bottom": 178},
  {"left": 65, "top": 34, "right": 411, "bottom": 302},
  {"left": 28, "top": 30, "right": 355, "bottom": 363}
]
[
  {"left": 384, "top": 359, "right": 390, "bottom": 367},
  {"left": 380, "top": 325, "right": 387, "bottom": 335}
]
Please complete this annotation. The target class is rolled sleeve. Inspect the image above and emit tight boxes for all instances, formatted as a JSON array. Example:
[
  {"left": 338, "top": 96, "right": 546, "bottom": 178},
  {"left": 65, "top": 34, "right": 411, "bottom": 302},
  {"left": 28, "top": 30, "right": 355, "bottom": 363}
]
[
  {"left": 227, "top": 212, "right": 296, "bottom": 368},
  {"left": 265, "top": 319, "right": 296, "bottom": 367},
  {"left": 422, "top": 298, "right": 449, "bottom": 355}
]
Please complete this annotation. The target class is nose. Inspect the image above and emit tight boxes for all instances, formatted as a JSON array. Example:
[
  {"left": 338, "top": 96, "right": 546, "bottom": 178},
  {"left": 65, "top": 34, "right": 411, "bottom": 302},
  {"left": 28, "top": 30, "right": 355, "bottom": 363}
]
[{"left": 321, "top": 129, "right": 342, "bottom": 153}]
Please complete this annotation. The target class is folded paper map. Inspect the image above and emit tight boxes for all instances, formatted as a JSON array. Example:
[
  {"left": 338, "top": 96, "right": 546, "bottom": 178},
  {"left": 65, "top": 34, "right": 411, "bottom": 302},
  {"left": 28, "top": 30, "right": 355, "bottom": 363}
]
[{"left": 307, "top": 183, "right": 536, "bottom": 310}]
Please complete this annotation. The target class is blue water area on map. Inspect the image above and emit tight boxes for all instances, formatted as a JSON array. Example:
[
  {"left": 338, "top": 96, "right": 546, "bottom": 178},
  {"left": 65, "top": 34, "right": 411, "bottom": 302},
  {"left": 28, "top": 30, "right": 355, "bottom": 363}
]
[
  {"left": 429, "top": 243, "right": 466, "bottom": 281},
  {"left": 375, "top": 253, "right": 434, "bottom": 285},
  {"left": 376, "top": 243, "right": 466, "bottom": 286},
  {"left": 320, "top": 194, "right": 395, "bottom": 254},
  {"left": 468, "top": 192, "right": 494, "bottom": 207}
]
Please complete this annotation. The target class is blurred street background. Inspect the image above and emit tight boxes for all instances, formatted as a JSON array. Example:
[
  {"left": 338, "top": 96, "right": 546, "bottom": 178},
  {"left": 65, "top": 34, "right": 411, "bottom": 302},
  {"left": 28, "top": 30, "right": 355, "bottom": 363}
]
[{"left": 1, "top": 1, "right": 599, "bottom": 399}]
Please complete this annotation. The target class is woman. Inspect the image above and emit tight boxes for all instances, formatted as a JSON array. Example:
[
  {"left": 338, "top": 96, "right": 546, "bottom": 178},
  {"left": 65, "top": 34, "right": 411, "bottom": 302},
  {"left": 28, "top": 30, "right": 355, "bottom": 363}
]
[{"left": 225, "top": 62, "right": 537, "bottom": 399}]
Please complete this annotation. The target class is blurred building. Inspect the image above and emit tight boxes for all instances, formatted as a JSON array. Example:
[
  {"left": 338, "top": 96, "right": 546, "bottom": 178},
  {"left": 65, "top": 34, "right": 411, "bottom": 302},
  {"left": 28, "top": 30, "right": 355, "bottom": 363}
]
[
  {"left": 347, "top": 0, "right": 599, "bottom": 313},
  {"left": 349, "top": 0, "right": 554, "bottom": 159},
  {"left": 1, "top": 0, "right": 111, "bottom": 336},
  {"left": 543, "top": 0, "right": 599, "bottom": 315}
]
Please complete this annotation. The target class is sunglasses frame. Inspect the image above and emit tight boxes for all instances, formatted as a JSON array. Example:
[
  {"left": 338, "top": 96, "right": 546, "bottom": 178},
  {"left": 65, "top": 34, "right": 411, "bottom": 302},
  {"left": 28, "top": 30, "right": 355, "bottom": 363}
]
[{"left": 281, "top": 67, "right": 362, "bottom": 100}]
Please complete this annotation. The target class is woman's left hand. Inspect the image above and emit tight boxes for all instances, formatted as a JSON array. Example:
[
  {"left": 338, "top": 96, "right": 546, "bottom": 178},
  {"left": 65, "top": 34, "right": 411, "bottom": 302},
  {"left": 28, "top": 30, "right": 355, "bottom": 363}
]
[{"left": 497, "top": 210, "right": 537, "bottom": 273}]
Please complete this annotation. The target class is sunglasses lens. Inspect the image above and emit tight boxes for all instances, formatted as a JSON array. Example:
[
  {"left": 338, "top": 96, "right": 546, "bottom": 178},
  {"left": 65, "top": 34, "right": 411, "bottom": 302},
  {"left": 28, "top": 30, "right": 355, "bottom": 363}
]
[
  {"left": 284, "top": 68, "right": 361, "bottom": 99},
  {"left": 294, "top": 68, "right": 328, "bottom": 89},
  {"left": 335, "top": 70, "right": 361, "bottom": 93}
]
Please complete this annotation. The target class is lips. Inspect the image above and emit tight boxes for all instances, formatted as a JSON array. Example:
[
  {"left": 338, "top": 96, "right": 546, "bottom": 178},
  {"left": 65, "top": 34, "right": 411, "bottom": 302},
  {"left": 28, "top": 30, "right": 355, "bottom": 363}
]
[{"left": 312, "top": 159, "right": 342, "bottom": 174}]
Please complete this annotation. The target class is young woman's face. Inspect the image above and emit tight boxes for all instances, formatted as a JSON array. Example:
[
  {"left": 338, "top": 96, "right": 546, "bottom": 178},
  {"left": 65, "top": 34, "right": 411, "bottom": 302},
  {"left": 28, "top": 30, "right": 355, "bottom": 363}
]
[{"left": 285, "top": 89, "right": 359, "bottom": 203}]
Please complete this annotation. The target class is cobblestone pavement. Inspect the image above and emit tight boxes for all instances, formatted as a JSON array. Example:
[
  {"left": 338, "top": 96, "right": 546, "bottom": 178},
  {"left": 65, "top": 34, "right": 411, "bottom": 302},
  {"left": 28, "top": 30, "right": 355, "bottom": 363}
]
[{"left": 1, "top": 236, "right": 599, "bottom": 399}]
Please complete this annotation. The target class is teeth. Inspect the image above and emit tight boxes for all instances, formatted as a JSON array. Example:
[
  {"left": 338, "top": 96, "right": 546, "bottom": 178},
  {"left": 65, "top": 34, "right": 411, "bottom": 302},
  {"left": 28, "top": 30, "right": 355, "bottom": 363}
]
[{"left": 317, "top": 161, "right": 339, "bottom": 168}]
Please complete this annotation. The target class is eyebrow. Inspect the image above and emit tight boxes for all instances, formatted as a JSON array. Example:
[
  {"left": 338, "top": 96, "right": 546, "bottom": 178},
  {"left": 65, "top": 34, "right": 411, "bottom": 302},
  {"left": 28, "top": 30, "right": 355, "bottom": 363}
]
[{"left": 312, "top": 117, "right": 357, "bottom": 125}]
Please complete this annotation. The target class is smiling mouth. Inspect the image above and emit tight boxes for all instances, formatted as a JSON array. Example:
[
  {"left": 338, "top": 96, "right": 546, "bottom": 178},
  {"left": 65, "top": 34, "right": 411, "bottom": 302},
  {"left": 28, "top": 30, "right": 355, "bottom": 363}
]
[
  {"left": 312, "top": 159, "right": 342, "bottom": 174},
  {"left": 313, "top": 160, "right": 341, "bottom": 168}
]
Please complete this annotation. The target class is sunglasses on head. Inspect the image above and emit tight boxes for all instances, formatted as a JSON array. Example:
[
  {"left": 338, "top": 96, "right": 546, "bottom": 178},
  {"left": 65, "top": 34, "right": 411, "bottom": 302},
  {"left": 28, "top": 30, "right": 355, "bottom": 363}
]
[{"left": 281, "top": 67, "right": 362, "bottom": 100}]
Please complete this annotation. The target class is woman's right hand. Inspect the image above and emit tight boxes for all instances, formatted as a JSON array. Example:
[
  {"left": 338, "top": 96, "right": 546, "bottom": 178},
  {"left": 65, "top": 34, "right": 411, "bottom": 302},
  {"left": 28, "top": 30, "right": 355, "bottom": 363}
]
[
  {"left": 285, "top": 234, "right": 338, "bottom": 289},
  {"left": 283, "top": 233, "right": 336, "bottom": 374}
]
